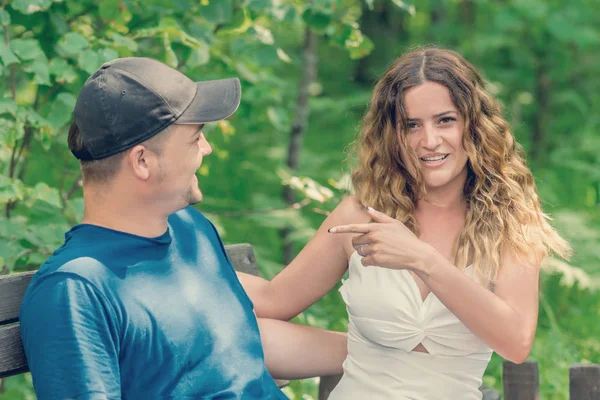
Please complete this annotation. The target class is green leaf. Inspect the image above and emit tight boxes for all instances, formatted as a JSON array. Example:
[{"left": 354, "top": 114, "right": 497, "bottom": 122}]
[
  {"left": 0, "top": 175, "right": 26, "bottom": 205},
  {"left": 0, "top": 9, "right": 12, "bottom": 25},
  {"left": 247, "top": 0, "right": 272, "bottom": 13},
  {"left": 513, "top": 0, "right": 548, "bottom": 21},
  {"left": 302, "top": 9, "right": 331, "bottom": 34},
  {"left": 329, "top": 23, "right": 354, "bottom": 47},
  {"left": 162, "top": 33, "right": 178, "bottom": 68},
  {"left": 23, "top": 58, "right": 50, "bottom": 85},
  {"left": 276, "top": 48, "right": 291, "bottom": 63},
  {"left": 186, "top": 44, "right": 210, "bottom": 68},
  {"left": 10, "top": 0, "right": 54, "bottom": 14},
  {"left": 390, "top": 0, "right": 415, "bottom": 16},
  {"left": 96, "top": 48, "right": 119, "bottom": 64},
  {"left": 27, "top": 251, "right": 47, "bottom": 265},
  {"left": 218, "top": 7, "right": 251, "bottom": 34},
  {"left": 49, "top": 58, "right": 78, "bottom": 84},
  {"left": 254, "top": 45, "right": 279, "bottom": 67},
  {"left": 344, "top": 29, "right": 374, "bottom": 60},
  {"left": 99, "top": 0, "right": 123, "bottom": 21},
  {"left": 19, "top": 107, "right": 51, "bottom": 128},
  {"left": 28, "top": 182, "right": 62, "bottom": 208},
  {"left": 56, "top": 32, "right": 90, "bottom": 57},
  {"left": 44, "top": 92, "right": 76, "bottom": 129},
  {"left": 98, "top": 0, "right": 131, "bottom": 28},
  {"left": 0, "top": 239, "right": 27, "bottom": 273},
  {"left": 0, "top": 117, "right": 24, "bottom": 147},
  {"left": 11, "top": 38, "right": 44, "bottom": 60},
  {"left": 235, "top": 62, "right": 259, "bottom": 83},
  {"left": 78, "top": 48, "right": 100, "bottom": 74},
  {"left": 56, "top": 92, "right": 76, "bottom": 111},
  {"left": 0, "top": 40, "right": 19, "bottom": 66},
  {"left": 199, "top": 0, "right": 234, "bottom": 24},
  {"left": 110, "top": 32, "right": 138, "bottom": 53},
  {"left": 253, "top": 24, "right": 274, "bottom": 45},
  {"left": 267, "top": 106, "right": 288, "bottom": 130},
  {"left": 0, "top": 99, "right": 18, "bottom": 116}
]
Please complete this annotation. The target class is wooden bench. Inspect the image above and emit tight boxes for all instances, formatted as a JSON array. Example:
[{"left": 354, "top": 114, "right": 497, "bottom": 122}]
[{"left": 2, "top": 243, "right": 598, "bottom": 399}]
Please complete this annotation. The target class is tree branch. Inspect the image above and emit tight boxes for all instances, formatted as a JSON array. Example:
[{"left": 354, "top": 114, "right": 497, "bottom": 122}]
[
  {"left": 63, "top": 173, "right": 82, "bottom": 204},
  {"left": 36, "top": 83, "right": 63, "bottom": 110},
  {"left": 212, "top": 198, "right": 312, "bottom": 217},
  {"left": 280, "top": 28, "right": 319, "bottom": 264},
  {"left": 3, "top": 4, "right": 16, "bottom": 219},
  {"left": 213, "top": 3, "right": 242, "bottom": 34},
  {"left": 2, "top": 13, "right": 15, "bottom": 100}
]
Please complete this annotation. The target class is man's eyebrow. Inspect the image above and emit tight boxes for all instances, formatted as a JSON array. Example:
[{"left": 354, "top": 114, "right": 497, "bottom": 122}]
[{"left": 192, "top": 124, "right": 204, "bottom": 137}]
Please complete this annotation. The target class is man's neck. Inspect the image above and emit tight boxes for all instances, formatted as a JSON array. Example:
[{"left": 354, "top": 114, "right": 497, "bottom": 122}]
[{"left": 81, "top": 185, "right": 170, "bottom": 238}]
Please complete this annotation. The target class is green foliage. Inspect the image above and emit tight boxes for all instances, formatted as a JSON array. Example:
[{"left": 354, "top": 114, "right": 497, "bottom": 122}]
[{"left": 1, "top": 0, "right": 599, "bottom": 398}]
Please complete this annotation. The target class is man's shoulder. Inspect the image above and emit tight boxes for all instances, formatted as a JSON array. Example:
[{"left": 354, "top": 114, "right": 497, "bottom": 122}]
[
  {"left": 21, "top": 258, "right": 112, "bottom": 322},
  {"left": 30, "top": 256, "right": 109, "bottom": 291},
  {"left": 170, "top": 206, "right": 207, "bottom": 224},
  {"left": 169, "top": 206, "right": 217, "bottom": 234}
]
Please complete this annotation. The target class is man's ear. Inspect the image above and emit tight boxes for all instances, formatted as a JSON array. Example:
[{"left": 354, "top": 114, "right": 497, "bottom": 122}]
[{"left": 127, "top": 145, "right": 155, "bottom": 181}]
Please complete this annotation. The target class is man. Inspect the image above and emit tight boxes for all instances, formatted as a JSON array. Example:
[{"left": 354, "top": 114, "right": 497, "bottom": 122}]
[{"left": 19, "top": 57, "right": 345, "bottom": 399}]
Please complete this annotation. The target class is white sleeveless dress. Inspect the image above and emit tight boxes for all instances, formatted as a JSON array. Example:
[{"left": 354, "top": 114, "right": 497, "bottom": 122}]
[{"left": 329, "top": 252, "right": 493, "bottom": 400}]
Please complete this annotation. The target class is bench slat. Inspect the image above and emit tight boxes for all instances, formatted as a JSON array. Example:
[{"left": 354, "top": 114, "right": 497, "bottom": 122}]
[
  {"left": 225, "top": 243, "right": 259, "bottom": 276},
  {"left": 0, "top": 271, "right": 35, "bottom": 325},
  {"left": 0, "top": 324, "right": 28, "bottom": 379},
  {"left": 0, "top": 243, "right": 258, "bottom": 379}
]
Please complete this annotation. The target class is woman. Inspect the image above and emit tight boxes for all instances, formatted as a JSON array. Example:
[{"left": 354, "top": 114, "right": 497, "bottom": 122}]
[{"left": 248, "top": 47, "right": 570, "bottom": 399}]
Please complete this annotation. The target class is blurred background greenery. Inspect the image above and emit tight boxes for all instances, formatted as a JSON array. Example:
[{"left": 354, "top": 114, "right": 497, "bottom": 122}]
[{"left": 0, "top": 0, "right": 598, "bottom": 398}]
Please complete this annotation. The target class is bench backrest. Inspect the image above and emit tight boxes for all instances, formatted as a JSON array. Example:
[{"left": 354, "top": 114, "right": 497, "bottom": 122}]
[{"left": 0, "top": 243, "right": 259, "bottom": 379}]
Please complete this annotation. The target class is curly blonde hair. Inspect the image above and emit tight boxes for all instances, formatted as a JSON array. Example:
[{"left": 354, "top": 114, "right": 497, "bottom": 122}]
[{"left": 350, "top": 46, "right": 570, "bottom": 283}]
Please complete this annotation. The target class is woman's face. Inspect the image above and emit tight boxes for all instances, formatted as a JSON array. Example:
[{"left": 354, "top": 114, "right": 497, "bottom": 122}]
[{"left": 399, "top": 81, "right": 469, "bottom": 192}]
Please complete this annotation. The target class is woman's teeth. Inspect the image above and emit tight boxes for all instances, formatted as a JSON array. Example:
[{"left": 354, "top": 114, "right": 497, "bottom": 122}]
[{"left": 421, "top": 154, "right": 448, "bottom": 162}]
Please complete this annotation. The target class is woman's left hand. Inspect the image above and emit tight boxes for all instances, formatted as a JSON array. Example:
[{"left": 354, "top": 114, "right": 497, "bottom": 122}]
[{"left": 328, "top": 207, "right": 435, "bottom": 272}]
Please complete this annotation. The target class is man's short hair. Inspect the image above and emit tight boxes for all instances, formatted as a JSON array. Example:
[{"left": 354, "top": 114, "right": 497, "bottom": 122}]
[{"left": 68, "top": 121, "right": 173, "bottom": 184}]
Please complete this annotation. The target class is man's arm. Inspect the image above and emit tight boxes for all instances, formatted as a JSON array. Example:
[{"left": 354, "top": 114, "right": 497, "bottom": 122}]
[
  {"left": 257, "top": 318, "right": 347, "bottom": 380},
  {"left": 20, "top": 274, "right": 121, "bottom": 399}
]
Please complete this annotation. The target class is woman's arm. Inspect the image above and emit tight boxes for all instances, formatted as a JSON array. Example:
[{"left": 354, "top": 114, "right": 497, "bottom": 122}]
[
  {"left": 238, "top": 196, "right": 369, "bottom": 320},
  {"left": 257, "top": 318, "right": 347, "bottom": 379},
  {"left": 416, "top": 249, "right": 539, "bottom": 363}
]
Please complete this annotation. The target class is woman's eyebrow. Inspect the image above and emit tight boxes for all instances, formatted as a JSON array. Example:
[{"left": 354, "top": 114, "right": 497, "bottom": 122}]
[{"left": 407, "top": 110, "right": 458, "bottom": 121}]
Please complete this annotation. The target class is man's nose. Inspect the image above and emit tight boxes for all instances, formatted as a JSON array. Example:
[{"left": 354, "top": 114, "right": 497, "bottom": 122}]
[{"left": 200, "top": 137, "right": 212, "bottom": 156}]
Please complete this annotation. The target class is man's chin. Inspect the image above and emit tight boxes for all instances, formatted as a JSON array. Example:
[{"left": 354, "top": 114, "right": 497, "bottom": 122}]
[{"left": 187, "top": 189, "right": 203, "bottom": 206}]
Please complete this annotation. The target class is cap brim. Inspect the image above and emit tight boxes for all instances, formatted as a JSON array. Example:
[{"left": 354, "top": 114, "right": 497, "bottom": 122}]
[{"left": 176, "top": 77, "right": 241, "bottom": 124}]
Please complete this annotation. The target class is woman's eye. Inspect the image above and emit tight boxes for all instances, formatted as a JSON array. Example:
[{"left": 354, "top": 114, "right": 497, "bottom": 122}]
[
  {"left": 439, "top": 117, "right": 456, "bottom": 124},
  {"left": 407, "top": 122, "right": 419, "bottom": 129}
]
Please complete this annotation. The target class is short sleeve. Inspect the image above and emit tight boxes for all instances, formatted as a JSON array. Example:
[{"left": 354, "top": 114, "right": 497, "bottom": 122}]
[{"left": 19, "top": 274, "right": 121, "bottom": 400}]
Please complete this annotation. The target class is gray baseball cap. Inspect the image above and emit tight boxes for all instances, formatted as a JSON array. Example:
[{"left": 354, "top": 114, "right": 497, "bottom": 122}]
[{"left": 71, "top": 57, "right": 241, "bottom": 161}]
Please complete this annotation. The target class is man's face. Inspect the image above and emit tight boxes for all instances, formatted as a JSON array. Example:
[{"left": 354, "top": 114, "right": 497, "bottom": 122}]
[{"left": 153, "top": 123, "right": 212, "bottom": 211}]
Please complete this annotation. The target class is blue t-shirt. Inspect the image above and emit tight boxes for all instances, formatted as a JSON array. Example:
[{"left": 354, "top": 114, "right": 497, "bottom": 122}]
[{"left": 20, "top": 207, "right": 287, "bottom": 400}]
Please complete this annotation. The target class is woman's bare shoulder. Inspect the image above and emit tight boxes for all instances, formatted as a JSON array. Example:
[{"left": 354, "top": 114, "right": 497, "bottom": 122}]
[
  {"left": 330, "top": 195, "right": 371, "bottom": 225},
  {"left": 326, "top": 196, "right": 371, "bottom": 258}
]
